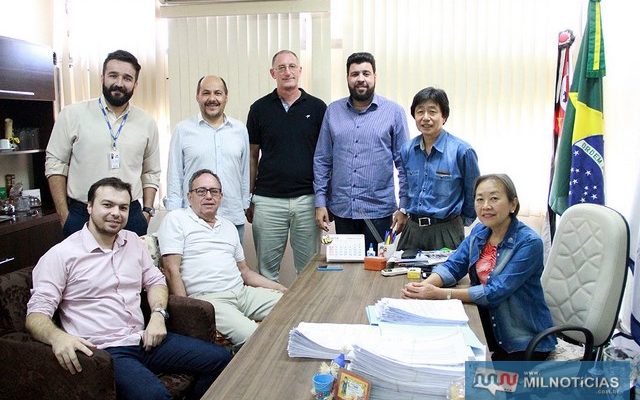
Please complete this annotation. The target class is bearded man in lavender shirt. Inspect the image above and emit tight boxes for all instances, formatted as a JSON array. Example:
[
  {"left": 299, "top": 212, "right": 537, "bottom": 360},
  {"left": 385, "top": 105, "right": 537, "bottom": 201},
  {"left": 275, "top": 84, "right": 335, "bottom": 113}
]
[{"left": 313, "top": 52, "right": 409, "bottom": 252}]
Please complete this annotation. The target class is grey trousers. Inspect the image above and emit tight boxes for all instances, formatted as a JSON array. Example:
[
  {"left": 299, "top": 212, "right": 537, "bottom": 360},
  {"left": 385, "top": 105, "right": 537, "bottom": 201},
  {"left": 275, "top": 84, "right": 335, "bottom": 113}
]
[{"left": 396, "top": 216, "right": 464, "bottom": 251}]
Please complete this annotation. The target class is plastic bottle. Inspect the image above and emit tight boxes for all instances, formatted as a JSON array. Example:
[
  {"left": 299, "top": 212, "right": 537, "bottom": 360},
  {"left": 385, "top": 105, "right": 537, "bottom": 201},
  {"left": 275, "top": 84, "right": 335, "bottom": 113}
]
[
  {"left": 447, "top": 378, "right": 465, "bottom": 400},
  {"left": 4, "top": 118, "right": 13, "bottom": 139},
  {"left": 366, "top": 243, "right": 375, "bottom": 257}
]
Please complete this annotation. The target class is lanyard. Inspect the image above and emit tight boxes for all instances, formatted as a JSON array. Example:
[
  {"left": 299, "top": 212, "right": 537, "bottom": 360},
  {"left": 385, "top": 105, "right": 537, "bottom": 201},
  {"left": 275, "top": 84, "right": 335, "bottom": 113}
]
[{"left": 98, "top": 98, "right": 129, "bottom": 150}]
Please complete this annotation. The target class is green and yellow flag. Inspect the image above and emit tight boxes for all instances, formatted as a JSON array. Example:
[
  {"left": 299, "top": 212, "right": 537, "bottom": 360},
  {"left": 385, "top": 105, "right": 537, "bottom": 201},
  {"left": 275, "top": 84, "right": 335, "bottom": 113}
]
[{"left": 549, "top": 0, "right": 606, "bottom": 215}]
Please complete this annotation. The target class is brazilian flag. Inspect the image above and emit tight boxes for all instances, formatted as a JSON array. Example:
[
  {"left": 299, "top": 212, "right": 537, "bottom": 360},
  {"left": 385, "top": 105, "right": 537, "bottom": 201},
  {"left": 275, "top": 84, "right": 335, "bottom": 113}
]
[{"left": 549, "top": 0, "right": 606, "bottom": 215}]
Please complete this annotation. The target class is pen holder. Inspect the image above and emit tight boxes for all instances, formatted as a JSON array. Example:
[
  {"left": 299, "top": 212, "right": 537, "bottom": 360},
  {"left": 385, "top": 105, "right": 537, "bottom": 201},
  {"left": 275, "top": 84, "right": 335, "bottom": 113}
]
[{"left": 377, "top": 240, "right": 398, "bottom": 260}]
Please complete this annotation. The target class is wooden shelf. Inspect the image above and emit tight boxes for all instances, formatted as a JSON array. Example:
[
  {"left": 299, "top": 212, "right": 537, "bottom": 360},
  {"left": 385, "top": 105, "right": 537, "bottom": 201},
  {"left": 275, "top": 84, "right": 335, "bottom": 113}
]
[
  {"left": 0, "top": 208, "right": 58, "bottom": 235},
  {"left": 0, "top": 149, "right": 45, "bottom": 156},
  {"left": 0, "top": 209, "right": 62, "bottom": 273},
  {"left": 0, "top": 36, "right": 62, "bottom": 273}
]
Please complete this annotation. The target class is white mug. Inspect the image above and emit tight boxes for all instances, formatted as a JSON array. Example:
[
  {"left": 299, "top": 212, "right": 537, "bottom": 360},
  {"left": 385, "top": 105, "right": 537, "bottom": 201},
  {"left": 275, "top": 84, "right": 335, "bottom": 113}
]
[{"left": 0, "top": 138, "right": 16, "bottom": 150}]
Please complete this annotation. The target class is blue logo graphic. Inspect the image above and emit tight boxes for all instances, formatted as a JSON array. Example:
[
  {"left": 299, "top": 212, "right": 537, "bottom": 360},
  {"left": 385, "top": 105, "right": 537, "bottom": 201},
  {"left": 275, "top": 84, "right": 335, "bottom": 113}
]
[
  {"left": 465, "top": 361, "right": 630, "bottom": 399},
  {"left": 473, "top": 367, "right": 519, "bottom": 395}
]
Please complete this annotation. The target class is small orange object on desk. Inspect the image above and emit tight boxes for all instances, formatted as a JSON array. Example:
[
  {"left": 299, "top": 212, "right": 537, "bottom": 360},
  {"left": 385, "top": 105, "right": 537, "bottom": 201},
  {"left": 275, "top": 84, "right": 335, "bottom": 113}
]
[{"left": 363, "top": 256, "right": 387, "bottom": 271}]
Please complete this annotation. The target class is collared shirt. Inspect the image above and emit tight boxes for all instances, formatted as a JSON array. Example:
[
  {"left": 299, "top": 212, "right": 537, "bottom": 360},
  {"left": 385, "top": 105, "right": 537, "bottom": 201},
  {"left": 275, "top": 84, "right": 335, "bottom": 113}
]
[
  {"left": 433, "top": 218, "right": 557, "bottom": 353},
  {"left": 157, "top": 207, "right": 244, "bottom": 296},
  {"left": 313, "top": 94, "right": 409, "bottom": 219},
  {"left": 247, "top": 88, "right": 327, "bottom": 198},
  {"left": 165, "top": 114, "right": 250, "bottom": 225},
  {"left": 45, "top": 96, "right": 161, "bottom": 203},
  {"left": 27, "top": 226, "right": 166, "bottom": 349},
  {"left": 399, "top": 130, "right": 480, "bottom": 225}
]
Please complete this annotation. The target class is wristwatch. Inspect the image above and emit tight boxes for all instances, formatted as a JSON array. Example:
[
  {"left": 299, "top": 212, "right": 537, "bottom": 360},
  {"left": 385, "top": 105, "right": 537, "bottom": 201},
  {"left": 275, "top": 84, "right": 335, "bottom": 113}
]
[
  {"left": 142, "top": 206, "right": 156, "bottom": 217},
  {"left": 152, "top": 307, "right": 169, "bottom": 319},
  {"left": 398, "top": 208, "right": 408, "bottom": 215}
]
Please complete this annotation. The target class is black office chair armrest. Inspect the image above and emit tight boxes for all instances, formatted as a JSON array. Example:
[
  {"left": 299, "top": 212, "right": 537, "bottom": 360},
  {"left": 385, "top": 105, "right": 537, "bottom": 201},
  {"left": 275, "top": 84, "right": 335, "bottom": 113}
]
[{"left": 525, "top": 325, "right": 594, "bottom": 361}]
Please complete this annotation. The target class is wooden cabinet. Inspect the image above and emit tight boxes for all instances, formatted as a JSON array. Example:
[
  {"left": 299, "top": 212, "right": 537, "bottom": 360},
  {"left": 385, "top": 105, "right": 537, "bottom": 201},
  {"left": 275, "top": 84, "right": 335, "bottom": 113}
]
[
  {"left": 0, "top": 35, "right": 55, "bottom": 101},
  {"left": 0, "top": 213, "right": 62, "bottom": 273},
  {"left": 0, "top": 35, "right": 55, "bottom": 209},
  {"left": 0, "top": 35, "right": 62, "bottom": 272}
]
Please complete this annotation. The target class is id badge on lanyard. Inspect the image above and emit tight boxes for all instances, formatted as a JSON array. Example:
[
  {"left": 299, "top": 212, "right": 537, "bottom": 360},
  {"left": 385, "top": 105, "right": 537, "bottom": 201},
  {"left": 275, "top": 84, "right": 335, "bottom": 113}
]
[
  {"left": 99, "top": 98, "right": 129, "bottom": 169},
  {"left": 110, "top": 149, "right": 120, "bottom": 169}
]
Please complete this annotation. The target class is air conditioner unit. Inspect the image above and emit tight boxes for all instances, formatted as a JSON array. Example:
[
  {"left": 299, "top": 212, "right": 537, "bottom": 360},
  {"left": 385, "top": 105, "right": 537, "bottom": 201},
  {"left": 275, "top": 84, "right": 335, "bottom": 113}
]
[{"left": 159, "top": 0, "right": 291, "bottom": 4}]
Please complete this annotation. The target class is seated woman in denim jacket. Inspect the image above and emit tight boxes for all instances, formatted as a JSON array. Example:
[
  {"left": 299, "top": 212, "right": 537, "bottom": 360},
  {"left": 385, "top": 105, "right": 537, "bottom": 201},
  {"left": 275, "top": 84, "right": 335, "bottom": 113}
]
[{"left": 401, "top": 173, "right": 556, "bottom": 361}]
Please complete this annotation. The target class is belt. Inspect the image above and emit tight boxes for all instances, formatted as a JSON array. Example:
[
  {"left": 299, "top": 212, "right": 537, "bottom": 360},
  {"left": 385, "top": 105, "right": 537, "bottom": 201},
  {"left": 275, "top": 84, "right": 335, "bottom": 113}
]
[{"left": 409, "top": 213, "right": 459, "bottom": 227}]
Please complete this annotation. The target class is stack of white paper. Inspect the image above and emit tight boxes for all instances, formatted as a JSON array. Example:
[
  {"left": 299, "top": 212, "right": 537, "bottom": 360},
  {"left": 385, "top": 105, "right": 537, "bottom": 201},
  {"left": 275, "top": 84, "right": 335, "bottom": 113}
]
[
  {"left": 375, "top": 298, "right": 469, "bottom": 325},
  {"left": 287, "top": 322, "right": 380, "bottom": 359},
  {"left": 349, "top": 329, "right": 467, "bottom": 400},
  {"left": 377, "top": 323, "right": 486, "bottom": 362},
  {"left": 287, "top": 302, "right": 486, "bottom": 399}
]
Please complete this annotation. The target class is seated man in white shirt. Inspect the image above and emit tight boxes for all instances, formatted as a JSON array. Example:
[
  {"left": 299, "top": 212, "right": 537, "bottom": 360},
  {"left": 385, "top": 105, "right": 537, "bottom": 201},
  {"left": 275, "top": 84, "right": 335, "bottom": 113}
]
[{"left": 158, "top": 169, "right": 287, "bottom": 346}]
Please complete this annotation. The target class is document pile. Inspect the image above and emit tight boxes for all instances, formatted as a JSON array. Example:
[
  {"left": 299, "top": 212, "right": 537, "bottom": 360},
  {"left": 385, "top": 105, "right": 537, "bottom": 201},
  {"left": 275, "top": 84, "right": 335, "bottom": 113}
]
[
  {"left": 288, "top": 298, "right": 486, "bottom": 399},
  {"left": 288, "top": 322, "right": 482, "bottom": 399},
  {"left": 349, "top": 327, "right": 467, "bottom": 400},
  {"left": 287, "top": 323, "right": 379, "bottom": 359},
  {"left": 375, "top": 298, "right": 469, "bottom": 325}
]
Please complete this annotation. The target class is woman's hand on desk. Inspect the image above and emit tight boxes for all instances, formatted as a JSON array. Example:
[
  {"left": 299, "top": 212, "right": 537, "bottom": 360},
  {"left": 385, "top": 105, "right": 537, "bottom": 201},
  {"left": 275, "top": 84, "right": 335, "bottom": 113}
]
[{"left": 401, "top": 281, "right": 446, "bottom": 300}]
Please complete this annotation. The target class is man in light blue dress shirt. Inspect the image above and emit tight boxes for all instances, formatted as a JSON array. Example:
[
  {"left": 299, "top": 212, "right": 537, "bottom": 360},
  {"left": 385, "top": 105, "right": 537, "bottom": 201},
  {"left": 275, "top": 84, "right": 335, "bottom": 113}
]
[
  {"left": 165, "top": 75, "right": 250, "bottom": 242},
  {"left": 314, "top": 52, "right": 409, "bottom": 251}
]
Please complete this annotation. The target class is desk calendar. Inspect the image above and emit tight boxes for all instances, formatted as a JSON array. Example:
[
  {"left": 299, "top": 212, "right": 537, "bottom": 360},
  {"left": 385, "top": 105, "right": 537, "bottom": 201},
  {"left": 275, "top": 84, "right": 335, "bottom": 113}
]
[{"left": 325, "top": 234, "right": 365, "bottom": 262}]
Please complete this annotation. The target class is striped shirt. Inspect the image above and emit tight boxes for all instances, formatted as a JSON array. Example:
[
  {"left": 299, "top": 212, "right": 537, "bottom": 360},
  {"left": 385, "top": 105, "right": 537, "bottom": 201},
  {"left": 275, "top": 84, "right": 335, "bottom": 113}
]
[{"left": 313, "top": 94, "right": 409, "bottom": 219}]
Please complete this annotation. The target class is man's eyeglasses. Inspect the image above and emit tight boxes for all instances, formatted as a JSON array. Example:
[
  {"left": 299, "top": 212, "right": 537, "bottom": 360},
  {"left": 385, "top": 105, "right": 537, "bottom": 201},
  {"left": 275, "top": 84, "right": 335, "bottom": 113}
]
[
  {"left": 275, "top": 64, "right": 298, "bottom": 73},
  {"left": 190, "top": 187, "right": 222, "bottom": 197}
]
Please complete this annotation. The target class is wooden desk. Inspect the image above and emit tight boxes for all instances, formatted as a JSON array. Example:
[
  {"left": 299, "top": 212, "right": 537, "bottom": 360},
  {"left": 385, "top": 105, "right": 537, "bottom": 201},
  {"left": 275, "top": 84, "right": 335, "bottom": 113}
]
[{"left": 205, "top": 258, "right": 486, "bottom": 399}]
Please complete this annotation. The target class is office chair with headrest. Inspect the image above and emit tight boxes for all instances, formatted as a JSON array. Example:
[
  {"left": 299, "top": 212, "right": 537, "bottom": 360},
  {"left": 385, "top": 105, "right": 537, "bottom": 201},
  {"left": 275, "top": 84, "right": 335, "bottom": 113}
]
[{"left": 525, "top": 203, "right": 630, "bottom": 361}]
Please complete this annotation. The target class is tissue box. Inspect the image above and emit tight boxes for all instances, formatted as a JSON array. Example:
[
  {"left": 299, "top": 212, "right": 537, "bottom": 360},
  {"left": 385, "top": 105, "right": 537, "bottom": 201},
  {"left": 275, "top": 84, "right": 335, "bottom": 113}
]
[{"left": 364, "top": 256, "right": 387, "bottom": 271}]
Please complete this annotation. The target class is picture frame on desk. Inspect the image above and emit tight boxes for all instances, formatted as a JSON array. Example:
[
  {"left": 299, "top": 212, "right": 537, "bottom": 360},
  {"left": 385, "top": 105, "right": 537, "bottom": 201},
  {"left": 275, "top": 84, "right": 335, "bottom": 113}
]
[{"left": 335, "top": 369, "right": 370, "bottom": 400}]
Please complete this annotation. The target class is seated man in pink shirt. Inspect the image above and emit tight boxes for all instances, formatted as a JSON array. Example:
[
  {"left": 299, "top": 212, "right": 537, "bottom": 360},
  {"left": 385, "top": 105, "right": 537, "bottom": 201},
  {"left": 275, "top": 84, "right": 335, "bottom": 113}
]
[{"left": 26, "top": 177, "right": 231, "bottom": 400}]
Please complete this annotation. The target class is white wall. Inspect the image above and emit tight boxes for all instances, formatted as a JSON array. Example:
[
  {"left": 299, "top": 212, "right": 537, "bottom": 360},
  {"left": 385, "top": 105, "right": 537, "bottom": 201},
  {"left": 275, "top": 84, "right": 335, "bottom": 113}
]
[{"left": 0, "top": 0, "right": 53, "bottom": 46}]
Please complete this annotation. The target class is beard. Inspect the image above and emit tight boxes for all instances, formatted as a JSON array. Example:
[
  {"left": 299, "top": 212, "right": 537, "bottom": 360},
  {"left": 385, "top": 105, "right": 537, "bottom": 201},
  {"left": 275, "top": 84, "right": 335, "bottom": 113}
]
[
  {"left": 348, "top": 84, "right": 375, "bottom": 103},
  {"left": 102, "top": 83, "right": 134, "bottom": 107},
  {"left": 90, "top": 215, "right": 126, "bottom": 237}
]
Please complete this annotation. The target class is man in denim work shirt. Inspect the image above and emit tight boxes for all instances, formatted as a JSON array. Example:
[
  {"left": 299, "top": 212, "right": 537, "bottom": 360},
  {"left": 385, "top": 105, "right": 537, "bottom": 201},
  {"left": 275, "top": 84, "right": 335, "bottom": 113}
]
[
  {"left": 314, "top": 52, "right": 409, "bottom": 251},
  {"left": 393, "top": 87, "right": 480, "bottom": 251}
]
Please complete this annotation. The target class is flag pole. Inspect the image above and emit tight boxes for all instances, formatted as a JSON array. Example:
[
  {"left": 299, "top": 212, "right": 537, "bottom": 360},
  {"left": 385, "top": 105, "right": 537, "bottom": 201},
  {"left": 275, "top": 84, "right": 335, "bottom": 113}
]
[{"left": 543, "top": 30, "right": 574, "bottom": 249}]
